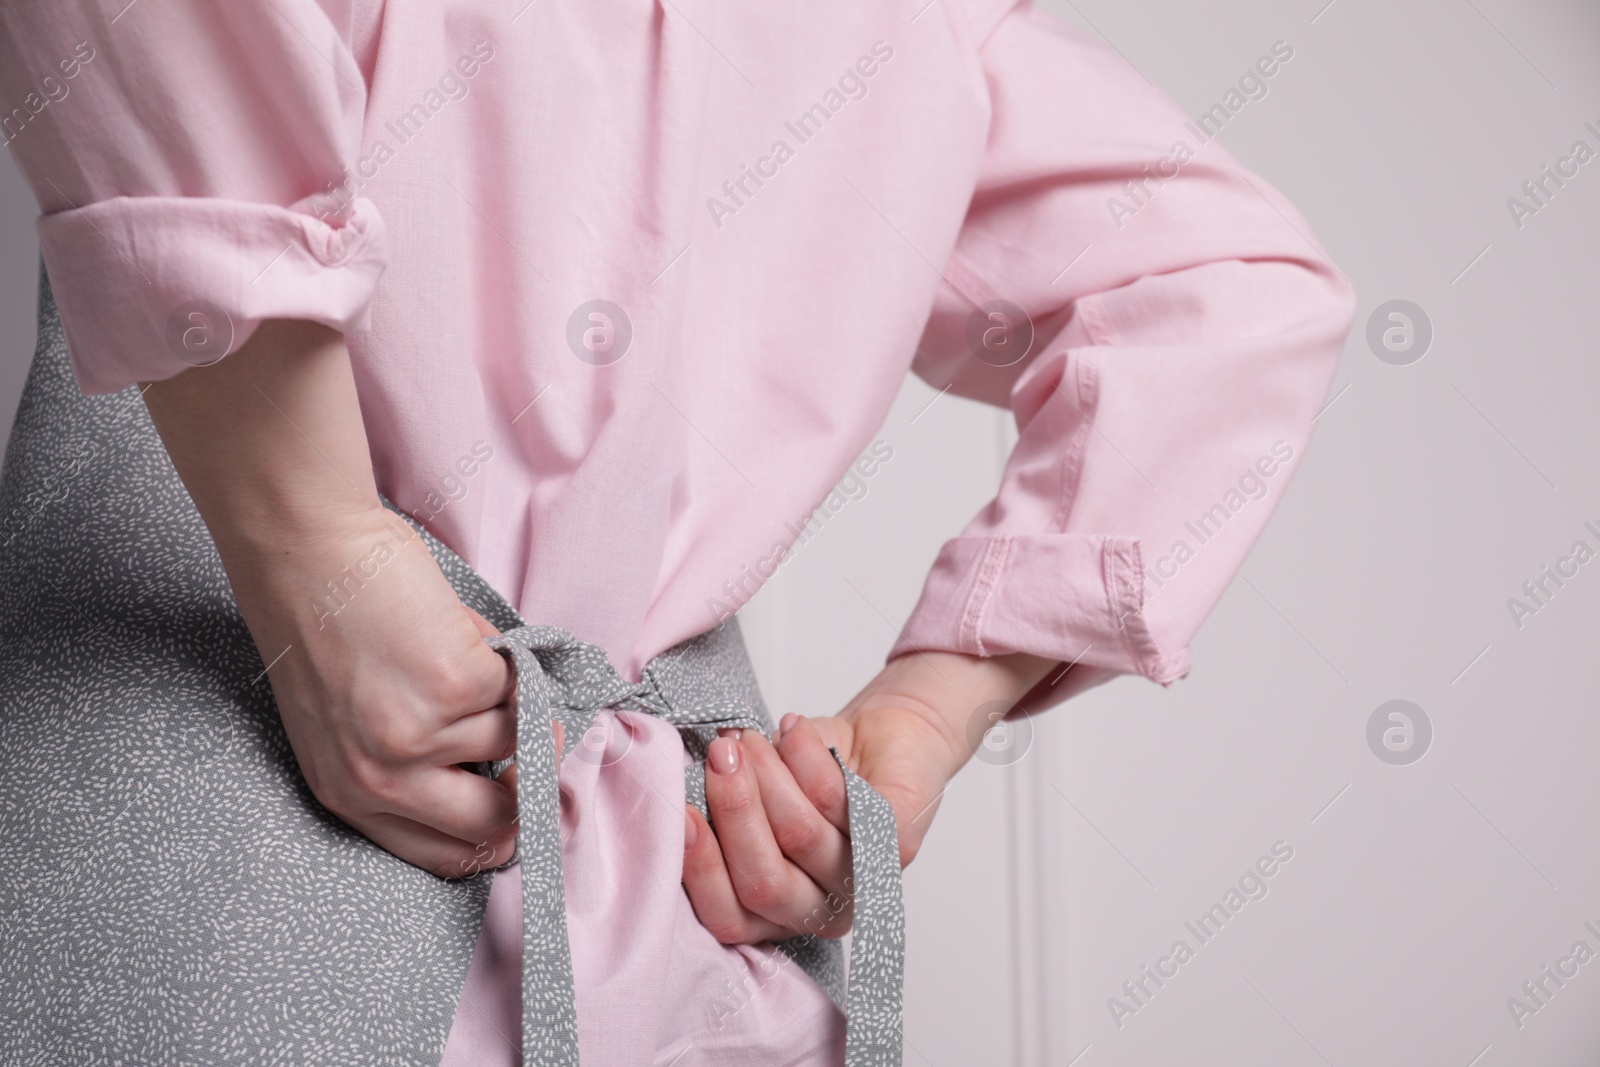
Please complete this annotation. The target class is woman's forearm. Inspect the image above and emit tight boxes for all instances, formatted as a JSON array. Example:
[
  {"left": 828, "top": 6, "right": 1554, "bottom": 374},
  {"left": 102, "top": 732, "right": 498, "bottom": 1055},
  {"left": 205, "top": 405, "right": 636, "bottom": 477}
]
[
  {"left": 139, "top": 322, "right": 520, "bottom": 878},
  {"left": 140, "top": 318, "right": 383, "bottom": 571},
  {"left": 840, "top": 649, "right": 1059, "bottom": 783}
]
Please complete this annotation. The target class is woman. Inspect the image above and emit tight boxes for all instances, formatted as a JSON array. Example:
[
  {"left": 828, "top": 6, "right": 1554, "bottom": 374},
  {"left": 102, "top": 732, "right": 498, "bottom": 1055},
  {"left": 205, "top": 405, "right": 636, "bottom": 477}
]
[{"left": 0, "top": 1, "right": 1355, "bottom": 1064}]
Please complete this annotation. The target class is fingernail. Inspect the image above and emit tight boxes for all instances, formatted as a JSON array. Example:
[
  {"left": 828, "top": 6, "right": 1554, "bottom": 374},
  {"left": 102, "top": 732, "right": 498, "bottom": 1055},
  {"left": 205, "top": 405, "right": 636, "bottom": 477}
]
[
  {"left": 717, "top": 727, "right": 743, "bottom": 740},
  {"left": 684, "top": 810, "right": 699, "bottom": 849},
  {"left": 779, "top": 713, "right": 798, "bottom": 739},
  {"left": 709, "top": 736, "right": 740, "bottom": 776}
]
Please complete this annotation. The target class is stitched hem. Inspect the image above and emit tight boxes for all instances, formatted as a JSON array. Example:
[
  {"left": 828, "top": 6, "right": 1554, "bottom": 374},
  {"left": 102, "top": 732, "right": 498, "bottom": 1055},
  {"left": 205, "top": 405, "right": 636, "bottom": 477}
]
[
  {"left": 957, "top": 535, "right": 1012, "bottom": 656},
  {"left": 1102, "top": 537, "right": 1186, "bottom": 683},
  {"left": 1047, "top": 346, "right": 1098, "bottom": 533},
  {"left": 1077, "top": 291, "right": 1118, "bottom": 346},
  {"left": 945, "top": 250, "right": 996, "bottom": 311}
]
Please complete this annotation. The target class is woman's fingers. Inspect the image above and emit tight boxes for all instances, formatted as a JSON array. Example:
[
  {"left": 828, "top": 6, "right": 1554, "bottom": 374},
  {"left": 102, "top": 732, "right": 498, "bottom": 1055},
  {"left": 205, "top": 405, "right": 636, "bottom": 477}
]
[
  {"left": 357, "top": 809, "right": 513, "bottom": 880},
  {"left": 417, "top": 712, "right": 558, "bottom": 857},
  {"left": 681, "top": 805, "right": 792, "bottom": 944},
  {"left": 453, "top": 639, "right": 517, "bottom": 724},
  {"left": 703, "top": 734, "right": 846, "bottom": 936},
  {"left": 685, "top": 728, "right": 858, "bottom": 943},
  {"left": 739, "top": 731, "right": 852, "bottom": 898},
  {"left": 461, "top": 604, "right": 502, "bottom": 640},
  {"left": 433, "top": 703, "right": 517, "bottom": 766},
  {"left": 773, "top": 717, "right": 852, "bottom": 834},
  {"left": 379, "top": 765, "right": 519, "bottom": 847},
  {"left": 415, "top": 717, "right": 562, "bottom": 841}
]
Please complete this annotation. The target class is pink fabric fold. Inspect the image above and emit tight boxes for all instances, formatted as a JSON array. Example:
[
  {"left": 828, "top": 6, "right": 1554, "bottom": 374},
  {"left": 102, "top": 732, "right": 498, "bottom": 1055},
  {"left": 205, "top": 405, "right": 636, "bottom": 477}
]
[
  {"left": 37, "top": 195, "right": 386, "bottom": 393},
  {"left": 895, "top": 533, "right": 1190, "bottom": 684}
]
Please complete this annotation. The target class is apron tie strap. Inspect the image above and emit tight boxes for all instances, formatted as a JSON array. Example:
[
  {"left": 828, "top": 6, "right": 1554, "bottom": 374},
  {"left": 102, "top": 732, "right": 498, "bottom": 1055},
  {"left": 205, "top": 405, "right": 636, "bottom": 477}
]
[{"left": 483, "top": 622, "right": 905, "bottom": 1066}]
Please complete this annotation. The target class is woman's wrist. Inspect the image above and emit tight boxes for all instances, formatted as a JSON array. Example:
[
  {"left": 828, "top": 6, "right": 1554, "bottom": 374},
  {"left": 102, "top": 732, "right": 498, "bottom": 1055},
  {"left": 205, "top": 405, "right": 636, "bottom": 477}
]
[
  {"left": 140, "top": 317, "right": 398, "bottom": 646},
  {"left": 838, "top": 649, "right": 1057, "bottom": 782},
  {"left": 218, "top": 502, "right": 421, "bottom": 637}
]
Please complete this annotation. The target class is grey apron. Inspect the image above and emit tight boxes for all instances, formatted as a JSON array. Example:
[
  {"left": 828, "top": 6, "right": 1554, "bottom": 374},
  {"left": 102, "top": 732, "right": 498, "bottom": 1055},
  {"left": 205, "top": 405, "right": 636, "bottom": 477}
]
[{"left": 0, "top": 270, "right": 904, "bottom": 1065}]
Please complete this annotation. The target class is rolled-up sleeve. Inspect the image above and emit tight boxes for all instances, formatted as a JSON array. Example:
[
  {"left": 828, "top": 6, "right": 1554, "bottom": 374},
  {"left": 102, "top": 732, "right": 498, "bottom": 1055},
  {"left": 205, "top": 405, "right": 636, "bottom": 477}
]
[
  {"left": 0, "top": 0, "right": 385, "bottom": 394},
  {"left": 894, "top": 2, "right": 1357, "bottom": 697}
]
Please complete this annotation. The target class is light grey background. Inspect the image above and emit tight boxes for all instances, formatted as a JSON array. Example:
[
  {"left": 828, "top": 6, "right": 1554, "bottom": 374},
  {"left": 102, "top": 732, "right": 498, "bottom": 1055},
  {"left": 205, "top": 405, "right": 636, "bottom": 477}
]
[{"left": 4, "top": 1, "right": 1598, "bottom": 1065}]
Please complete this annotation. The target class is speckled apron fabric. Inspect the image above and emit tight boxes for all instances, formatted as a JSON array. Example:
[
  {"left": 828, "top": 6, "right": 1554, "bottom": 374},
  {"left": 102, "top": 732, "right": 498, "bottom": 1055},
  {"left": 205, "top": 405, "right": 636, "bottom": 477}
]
[{"left": 0, "top": 271, "right": 903, "bottom": 1065}]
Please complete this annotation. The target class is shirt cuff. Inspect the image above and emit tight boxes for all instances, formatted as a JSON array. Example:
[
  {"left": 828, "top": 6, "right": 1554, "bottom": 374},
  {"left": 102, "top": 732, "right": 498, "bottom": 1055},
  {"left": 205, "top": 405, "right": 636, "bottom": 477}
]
[
  {"left": 892, "top": 533, "right": 1192, "bottom": 686},
  {"left": 36, "top": 194, "right": 387, "bottom": 394}
]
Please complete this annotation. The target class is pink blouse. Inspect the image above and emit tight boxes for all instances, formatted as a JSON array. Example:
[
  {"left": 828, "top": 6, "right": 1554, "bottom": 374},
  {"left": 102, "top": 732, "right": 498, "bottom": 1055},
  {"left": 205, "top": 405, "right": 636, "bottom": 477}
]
[{"left": 0, "top": 0, "right": 1356, "bottom": 1063}]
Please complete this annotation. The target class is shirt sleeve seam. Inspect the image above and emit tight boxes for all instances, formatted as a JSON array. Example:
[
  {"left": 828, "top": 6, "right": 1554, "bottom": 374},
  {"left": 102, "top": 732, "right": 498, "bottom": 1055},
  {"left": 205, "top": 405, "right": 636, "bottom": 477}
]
[
  {"left": 1045, "top": 349, "right": 1095, "bottom": 534},
  {"left": 1104, "top": 537, "right": 1152, "bottom": 673},
  {"left": 958, "top": 534, "right": 1013, "bottom": 656},
  {"left": 1077, "top": 292, "right": 1118, "bottom": 346},
  {"left": 943, "top": 249, "right": 996, "bottom": 311}
]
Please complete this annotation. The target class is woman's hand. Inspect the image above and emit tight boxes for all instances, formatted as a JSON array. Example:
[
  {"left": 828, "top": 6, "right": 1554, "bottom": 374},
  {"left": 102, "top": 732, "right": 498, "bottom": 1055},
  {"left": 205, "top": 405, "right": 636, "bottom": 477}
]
[
  {"left": 682, "top": 649, "right": 1055, "bottom": 943},
  {"left": 229, "top": 501, "right": 525, "bottom": 880},
  {"left": 142, "top": 318, "right": 531, "bottom": 879}
]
